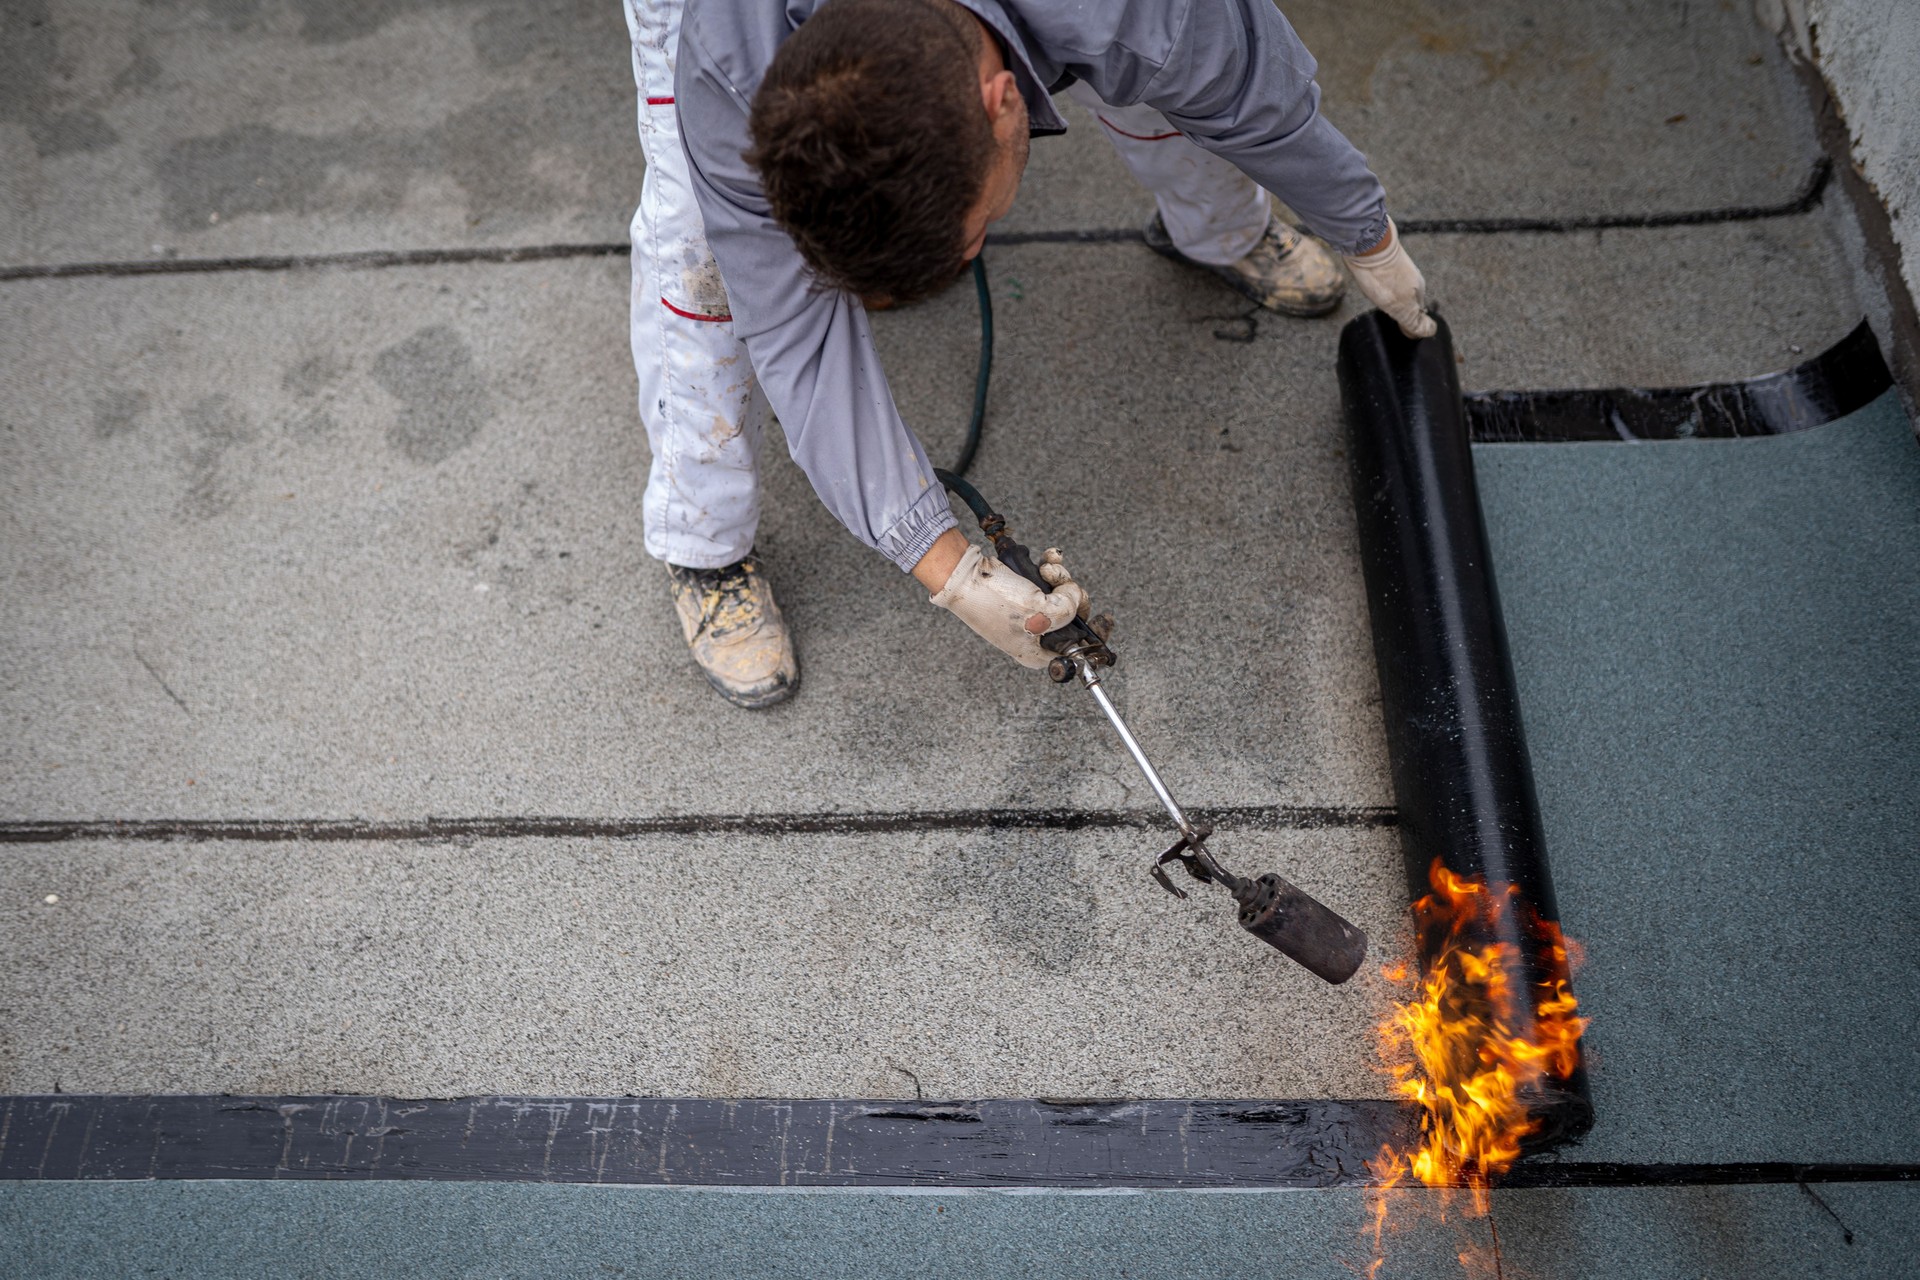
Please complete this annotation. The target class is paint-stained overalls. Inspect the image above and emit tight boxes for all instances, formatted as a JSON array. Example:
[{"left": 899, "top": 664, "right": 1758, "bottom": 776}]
[{"left": 625, "top": 0, "right": 1290, "bottom": 571}]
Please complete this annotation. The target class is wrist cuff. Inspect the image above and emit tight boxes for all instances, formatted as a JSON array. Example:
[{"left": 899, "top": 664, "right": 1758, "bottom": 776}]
[
  {"left": 882, "top": 483, "right": 961, "bottom": 574},
  {"left": 1343, "top": 217, "right": 1402, "bottom": 269}
]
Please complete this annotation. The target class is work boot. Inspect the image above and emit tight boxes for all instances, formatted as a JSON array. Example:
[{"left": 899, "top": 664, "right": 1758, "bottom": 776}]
[
  {"left": 666, "top": 553, "right": 798, "bottom": 709},
  {"left": 1144, "top": 211, "right": 1346, "bottom": 317}
]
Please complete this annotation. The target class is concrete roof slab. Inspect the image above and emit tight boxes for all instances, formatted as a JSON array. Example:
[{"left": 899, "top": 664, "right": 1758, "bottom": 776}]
[
  {"left": 0, "top": 217, "right": 1863, "bottom": 823},
  {"left": 0, "top": 827, "right": 1411, "bottom": 1097},
  {"left": 3, "top": 0, "right": 1818, "bottom": 266},
  {"left": 0, "top": 246, "right": 1399, "bottom": 821},
  {"left": 1427, "top": 215, "right": 1862, "bottom": 392},
  {"left": 1, "top": 0, "right": 641, "bottom": 265},
  {"left": 1013, "top": 3, "right": 1819, "bottom": 237}
]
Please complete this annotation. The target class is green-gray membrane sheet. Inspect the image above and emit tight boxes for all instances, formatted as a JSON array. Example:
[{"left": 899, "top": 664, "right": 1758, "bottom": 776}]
[{"left": 1473, "top": 393, "right": 1920, "bottom": 1166}]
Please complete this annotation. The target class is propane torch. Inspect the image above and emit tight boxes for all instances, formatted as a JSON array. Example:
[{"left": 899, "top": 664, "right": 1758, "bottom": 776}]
[{"left": 937, "top": 469, "right": 1369, "bottom": 985}]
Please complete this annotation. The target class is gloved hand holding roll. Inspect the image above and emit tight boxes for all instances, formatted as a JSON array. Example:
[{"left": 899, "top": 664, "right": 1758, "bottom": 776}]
[
  {"left": 1343, "top": 218, "right": 1437, "bottom": 339},
  {"left": 930, "top": 543, "right": 1089, "bottom": 670}
]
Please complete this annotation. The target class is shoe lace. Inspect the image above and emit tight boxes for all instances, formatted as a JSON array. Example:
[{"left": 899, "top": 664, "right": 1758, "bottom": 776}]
[
  {"left": 1258, "top": 218, "right": 1297, "bottom": 261},
  {"left": 700, "top": 564, "right": 760, "bottom": 637}
]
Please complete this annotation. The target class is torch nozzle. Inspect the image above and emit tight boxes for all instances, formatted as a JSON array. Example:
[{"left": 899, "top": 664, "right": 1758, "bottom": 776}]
[{"left": 1232, "top": 870, "right": 1369, "bottom": 984}]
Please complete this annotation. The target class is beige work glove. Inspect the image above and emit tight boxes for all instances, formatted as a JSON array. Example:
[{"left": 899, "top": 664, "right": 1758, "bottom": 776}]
[
  {"left": 1342, "top": 218, "right": 1437, "bottom": 339},
  {"left": 930, "top": 544, "right": 1089, "bottom": 670}
]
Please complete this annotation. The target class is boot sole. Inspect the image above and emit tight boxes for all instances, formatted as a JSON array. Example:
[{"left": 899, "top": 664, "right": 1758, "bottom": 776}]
[{"left": 702, "top": 666, "right": 800, "bottom": 710}]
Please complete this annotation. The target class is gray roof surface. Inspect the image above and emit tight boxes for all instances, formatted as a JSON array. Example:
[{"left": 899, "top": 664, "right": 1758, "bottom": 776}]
[{"left": 2, "top": 0, "right": 1912, "bottom": 1273}]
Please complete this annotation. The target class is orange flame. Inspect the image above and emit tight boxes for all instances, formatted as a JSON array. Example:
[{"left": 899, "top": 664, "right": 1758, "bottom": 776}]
[{"left": 1364, "top": 861, "right": 1588, "bottom": 1277}]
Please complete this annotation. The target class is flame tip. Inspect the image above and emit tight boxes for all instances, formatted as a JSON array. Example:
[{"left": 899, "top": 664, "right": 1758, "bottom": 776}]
[{"left": 1364, "top": 866, "right": 1588, "bottom": 1276}]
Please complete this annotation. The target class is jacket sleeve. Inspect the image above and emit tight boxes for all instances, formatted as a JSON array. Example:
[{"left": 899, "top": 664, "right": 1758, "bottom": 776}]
[
  {"left": 673, "top": 31, "right": 958, "bottom": 574},
  {"left": 1144, "top": 0, "right": 1389, "bottom": 257}
]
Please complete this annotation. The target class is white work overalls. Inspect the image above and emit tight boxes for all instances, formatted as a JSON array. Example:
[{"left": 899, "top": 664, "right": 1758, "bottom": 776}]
[{"left": 623, "top": 0, "right": 1275, "bottom": 570}]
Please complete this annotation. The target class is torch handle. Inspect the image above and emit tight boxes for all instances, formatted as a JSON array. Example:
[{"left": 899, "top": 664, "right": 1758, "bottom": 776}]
[{"left": 990, "top": 530, "right": 1106, "bottom": 656}]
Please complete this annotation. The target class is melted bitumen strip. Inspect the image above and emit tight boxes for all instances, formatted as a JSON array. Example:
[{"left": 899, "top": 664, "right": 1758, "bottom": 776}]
[
  {"left": 1464, "top": 317, "right": 1893, "bottom": 442},
  {"left": 0, "top": 804, "right": 1395, "bottom": 846},
  {"left": 5, "top": 1095, "right": 1911, "bottom": 1188},
  {"left": 0, "top": 1095, "right": 1409, "bottom": 1187}
]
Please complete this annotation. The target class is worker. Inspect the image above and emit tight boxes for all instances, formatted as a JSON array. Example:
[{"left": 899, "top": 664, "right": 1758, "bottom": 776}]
[{"left": 623, "top": 0, "right": 1434, "bottom": 708}]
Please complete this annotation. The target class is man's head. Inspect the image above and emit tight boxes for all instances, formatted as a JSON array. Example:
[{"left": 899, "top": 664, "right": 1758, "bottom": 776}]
[{"left": 747, "top": 0, "right": 1030, "bottom": 306}]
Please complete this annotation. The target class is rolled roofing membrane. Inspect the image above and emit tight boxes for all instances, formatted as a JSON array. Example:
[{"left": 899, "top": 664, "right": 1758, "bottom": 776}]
[
  {"left": 1471, "top": 387, "right": 1920, "bottom": 1168},
  {"left": 1339, "top": 310, "right": 1595, "bottom": 1148},
  {"left": 1344, "top": 310, "right": 1912, "bottom": 1159}
]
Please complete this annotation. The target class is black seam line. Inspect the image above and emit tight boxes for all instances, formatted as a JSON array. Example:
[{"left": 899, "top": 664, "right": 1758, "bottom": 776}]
[
  {"left": 986, "top": 228, "right": 1145, "bottom": 245},
  {"left": 988, "top": 158, "right": 1834, "bottom": 244},
  {"left": 0, "top": 160, "right": 1830, "bottom": 283},
  {"left": 1397, "top": 155, "right": 1831, "bottom": 235},
  {"left": 1503, "top": 1162, "right": 1920, "bottom": 1190},
  {"left": 0, "top": 241, "right": 629, "bottom": 283},
  {"left": 0, "top": 804, "right": 1396, "bottom": 845}
]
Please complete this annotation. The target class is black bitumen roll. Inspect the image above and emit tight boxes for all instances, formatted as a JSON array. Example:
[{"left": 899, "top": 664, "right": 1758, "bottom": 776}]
[{"left": 1337, "top": 310, "right": 1594, "bottom": 1147}]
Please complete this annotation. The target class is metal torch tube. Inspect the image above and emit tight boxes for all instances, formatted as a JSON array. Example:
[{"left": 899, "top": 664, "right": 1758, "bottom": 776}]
[
  {"left": 1080, "top": 668, "right": 1196, "bottom": 838},
  {"left": 1083, "top": 658, "right": 1370, "bottom": 985}
]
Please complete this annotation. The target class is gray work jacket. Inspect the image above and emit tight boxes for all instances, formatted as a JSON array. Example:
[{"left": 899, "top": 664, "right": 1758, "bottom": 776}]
[{"left": 676, "top": 0, "right": 1389, "bottom": 572}]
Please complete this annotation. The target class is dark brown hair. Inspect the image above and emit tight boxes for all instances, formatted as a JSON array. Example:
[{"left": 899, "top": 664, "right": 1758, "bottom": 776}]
[{"left": 747, "top": 0, "right": 996, "bottom": 305}]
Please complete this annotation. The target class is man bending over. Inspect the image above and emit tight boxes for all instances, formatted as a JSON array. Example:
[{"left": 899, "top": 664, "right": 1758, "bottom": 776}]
[{"left": 623, "top": 0, "right": 1433, "bottom": 707}]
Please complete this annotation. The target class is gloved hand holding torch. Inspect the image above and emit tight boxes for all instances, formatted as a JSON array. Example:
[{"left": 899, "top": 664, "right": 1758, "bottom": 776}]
[{"left": 918, "top": 527, "right": 1089, "bottom": 669}]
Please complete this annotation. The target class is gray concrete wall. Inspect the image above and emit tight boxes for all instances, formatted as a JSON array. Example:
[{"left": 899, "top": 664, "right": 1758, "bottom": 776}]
[{"left": 1760, "top": 0, "right": 1919, "bottom": 306}]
